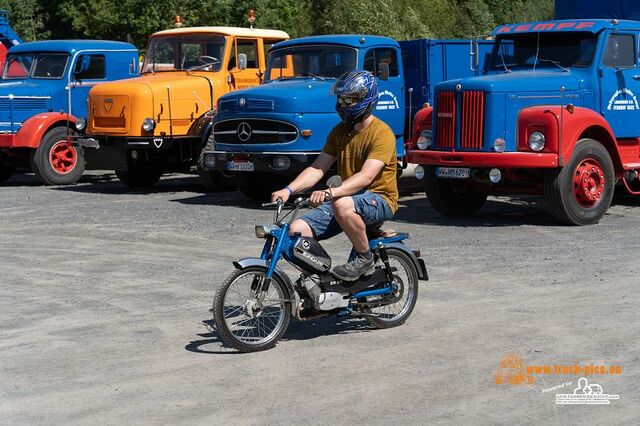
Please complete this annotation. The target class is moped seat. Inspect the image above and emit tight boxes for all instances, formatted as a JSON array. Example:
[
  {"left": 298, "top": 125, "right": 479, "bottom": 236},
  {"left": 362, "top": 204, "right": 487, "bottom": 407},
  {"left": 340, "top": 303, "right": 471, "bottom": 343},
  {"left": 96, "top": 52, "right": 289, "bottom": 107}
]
[{"left": 366, "top": 221, "right": 397, "bottom": 239}]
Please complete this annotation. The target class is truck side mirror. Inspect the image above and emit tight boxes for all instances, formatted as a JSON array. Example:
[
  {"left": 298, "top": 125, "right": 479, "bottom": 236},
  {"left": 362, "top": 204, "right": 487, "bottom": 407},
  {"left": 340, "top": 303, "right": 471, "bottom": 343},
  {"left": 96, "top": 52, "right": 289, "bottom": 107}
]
[
  {"left": 74, "top": 55, "right": 91, "bottom": 77},
  {"left": 470, "top": 39, "right": 479, "bottom": 71},
  {"left": 378, "top": 62, "right": 389, "bottom": 81},
  {"left": 237, "top": 53, "right": 248, "bottom": 70}
]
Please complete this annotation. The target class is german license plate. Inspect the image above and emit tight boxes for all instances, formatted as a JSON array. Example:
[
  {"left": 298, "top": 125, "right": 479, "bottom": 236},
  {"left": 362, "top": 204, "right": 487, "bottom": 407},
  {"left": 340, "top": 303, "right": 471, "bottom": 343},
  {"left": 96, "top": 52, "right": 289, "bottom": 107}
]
[
  {"left": 226, "top": 161, "right": 254, "bottom": 172},
  {"left": 436, "top": 167, "right": 470, "bottom": 179}
]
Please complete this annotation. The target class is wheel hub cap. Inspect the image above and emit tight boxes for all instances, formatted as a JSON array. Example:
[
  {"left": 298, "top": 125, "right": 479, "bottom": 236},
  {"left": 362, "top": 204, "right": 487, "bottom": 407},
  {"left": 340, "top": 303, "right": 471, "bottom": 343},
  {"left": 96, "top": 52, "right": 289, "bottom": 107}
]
[
  {"left": 573, "top": 158, "right": 605, "bottom": 208},
  {"left": 49, "top": 140, "right": 77, "bottom": 174}
]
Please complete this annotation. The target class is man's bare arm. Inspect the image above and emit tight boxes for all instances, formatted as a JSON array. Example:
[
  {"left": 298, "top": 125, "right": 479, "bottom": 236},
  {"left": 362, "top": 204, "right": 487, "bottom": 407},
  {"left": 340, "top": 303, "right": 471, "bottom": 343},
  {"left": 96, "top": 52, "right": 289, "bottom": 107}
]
[
  {"left": 330, "top": 158, "right": 385, "bottom": 198},
  {"left": 286, "top": 152, "right": 336, "bottom": 193}
]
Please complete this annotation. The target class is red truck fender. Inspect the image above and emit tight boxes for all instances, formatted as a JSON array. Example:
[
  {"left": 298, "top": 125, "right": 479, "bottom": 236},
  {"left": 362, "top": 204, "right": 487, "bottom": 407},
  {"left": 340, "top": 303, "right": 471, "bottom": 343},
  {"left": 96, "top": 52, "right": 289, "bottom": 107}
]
[
  {"left": 12, "top": 112, "right": 76, "bottom": 148},
  {"left": 517, "top": 105, "right": 622, "bottom": 175},
  {"left": 408, "top": 106, "right": 433, "bottom": 149}
]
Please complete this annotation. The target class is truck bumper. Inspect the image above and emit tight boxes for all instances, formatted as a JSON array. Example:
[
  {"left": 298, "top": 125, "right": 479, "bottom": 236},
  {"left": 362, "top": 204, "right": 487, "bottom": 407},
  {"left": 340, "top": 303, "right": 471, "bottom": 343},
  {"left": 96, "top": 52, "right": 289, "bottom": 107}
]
[
  {"left": 76, "top": 135, "right": 201, "bottom": 171},
  {"left": 202, "top": 150, "right": 319, "bottom": 174},
  {"left": 407, "top": 150, "right": 559, "bottom": 168}
]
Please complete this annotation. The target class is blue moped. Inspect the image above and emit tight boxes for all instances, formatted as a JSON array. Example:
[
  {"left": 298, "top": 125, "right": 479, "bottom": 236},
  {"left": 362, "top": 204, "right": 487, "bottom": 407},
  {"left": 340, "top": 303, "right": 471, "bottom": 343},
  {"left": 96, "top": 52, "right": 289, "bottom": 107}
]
[{"left": 213, "top": 177, "right": 429, "bottom": 352}]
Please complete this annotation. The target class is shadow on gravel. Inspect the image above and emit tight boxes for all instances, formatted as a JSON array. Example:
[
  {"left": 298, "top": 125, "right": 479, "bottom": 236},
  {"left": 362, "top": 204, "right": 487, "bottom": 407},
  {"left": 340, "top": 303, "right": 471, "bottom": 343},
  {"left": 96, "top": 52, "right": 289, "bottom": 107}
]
[
  {"left": 186, "top": 318, "right": 371, "bottom": 354},
  {"left": 171, "top": 191, "right": 263, "bottom": 210},
  {"left": 51, "top": 174, "right": 211, "bottom": 195},
  {"left": 394, "top": 195, "right": 562, "bottom": 227}
]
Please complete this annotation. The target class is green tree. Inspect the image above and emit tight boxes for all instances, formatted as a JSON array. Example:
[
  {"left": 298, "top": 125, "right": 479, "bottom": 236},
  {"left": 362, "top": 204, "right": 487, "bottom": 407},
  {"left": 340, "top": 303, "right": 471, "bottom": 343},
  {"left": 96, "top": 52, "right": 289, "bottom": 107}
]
[{"left": 0, "top": 0, "right": 49, "bottom": 41}]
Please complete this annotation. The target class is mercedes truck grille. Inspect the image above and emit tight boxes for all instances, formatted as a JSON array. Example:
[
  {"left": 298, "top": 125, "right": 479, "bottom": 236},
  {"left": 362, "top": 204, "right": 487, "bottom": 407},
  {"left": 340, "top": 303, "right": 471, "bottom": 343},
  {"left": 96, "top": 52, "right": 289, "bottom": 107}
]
[{"left": 213, "top": 119, "right": 298, "bottom": 144}]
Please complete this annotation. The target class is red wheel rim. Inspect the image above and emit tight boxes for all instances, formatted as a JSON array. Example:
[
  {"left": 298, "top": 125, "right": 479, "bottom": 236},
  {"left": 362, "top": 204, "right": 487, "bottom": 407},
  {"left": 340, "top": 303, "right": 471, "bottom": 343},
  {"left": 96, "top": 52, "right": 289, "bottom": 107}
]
[
  {"left": 49, "top": 140, "right": 77, "bottom": 175},
  {"left": 572, "top": 157, "right": 605, "bottom": 208}
]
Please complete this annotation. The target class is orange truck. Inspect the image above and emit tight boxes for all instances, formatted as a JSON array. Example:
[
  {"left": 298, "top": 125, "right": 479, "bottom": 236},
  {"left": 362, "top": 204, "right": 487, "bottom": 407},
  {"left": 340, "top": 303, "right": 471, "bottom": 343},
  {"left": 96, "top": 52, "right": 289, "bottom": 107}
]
[{"left": 78, "top": 26, "right": 289, "bottom": 188}]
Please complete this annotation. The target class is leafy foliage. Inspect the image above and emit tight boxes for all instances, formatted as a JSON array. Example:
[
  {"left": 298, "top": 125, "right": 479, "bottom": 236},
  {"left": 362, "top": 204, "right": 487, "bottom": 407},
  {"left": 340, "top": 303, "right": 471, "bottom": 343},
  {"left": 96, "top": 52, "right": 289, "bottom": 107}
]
[{"left": 1, "top": 0, "right": 553, "bottom": 45}]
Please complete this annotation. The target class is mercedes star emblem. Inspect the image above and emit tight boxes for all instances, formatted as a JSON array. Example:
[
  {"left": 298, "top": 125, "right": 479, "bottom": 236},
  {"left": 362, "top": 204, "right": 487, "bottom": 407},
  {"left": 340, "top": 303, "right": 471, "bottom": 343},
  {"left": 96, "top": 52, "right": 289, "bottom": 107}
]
[{"left": 237, "top": 122, "right": 252, "bottom": 142}]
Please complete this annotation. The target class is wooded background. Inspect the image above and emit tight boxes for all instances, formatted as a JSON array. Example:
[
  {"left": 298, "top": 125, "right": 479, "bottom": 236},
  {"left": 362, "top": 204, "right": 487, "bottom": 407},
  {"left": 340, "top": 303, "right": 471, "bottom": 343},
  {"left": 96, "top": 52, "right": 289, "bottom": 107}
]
[{"left": 2, "top": 0, "right": 553, "bottom": 47}]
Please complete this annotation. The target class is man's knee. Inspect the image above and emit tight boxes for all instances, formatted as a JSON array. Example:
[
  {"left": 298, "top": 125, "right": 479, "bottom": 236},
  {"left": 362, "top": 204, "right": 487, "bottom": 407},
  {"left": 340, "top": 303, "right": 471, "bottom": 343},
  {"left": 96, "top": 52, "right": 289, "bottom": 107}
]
[
  {"left": 332, "top": 196, "right": 356, "bottom": 220},
  {"left": 289, "top": 219, "right": 314, "bottom": 237}
]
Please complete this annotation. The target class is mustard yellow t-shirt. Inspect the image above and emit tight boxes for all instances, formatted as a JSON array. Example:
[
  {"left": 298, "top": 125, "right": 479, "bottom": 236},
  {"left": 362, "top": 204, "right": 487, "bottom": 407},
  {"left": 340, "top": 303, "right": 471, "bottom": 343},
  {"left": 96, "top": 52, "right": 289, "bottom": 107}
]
[{"left": 322, "top": 117, "right": 398, "bottom": 213}]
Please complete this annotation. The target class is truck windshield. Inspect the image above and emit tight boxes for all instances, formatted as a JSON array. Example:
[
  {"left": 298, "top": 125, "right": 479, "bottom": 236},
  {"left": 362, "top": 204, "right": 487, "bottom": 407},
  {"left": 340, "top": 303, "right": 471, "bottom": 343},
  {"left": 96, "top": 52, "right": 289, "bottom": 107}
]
[
  {"left": 265, "top": 45, "right": 357, "bottom": 81},
  {"left": 3, "top": 53, "right": 69, "bottom": 79},
  {"left": 489, "top": 32, "right": 598, "bottom": 71},
  {"left": 142, "top": 34, "right": 226, "bottom": 73}
]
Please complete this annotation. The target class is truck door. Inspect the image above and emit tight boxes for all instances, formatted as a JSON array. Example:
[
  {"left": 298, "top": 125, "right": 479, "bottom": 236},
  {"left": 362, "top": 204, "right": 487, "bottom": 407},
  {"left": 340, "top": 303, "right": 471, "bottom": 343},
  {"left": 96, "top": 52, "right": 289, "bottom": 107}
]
[
  {"left": 599, "top": 32, "right": 640, "bottom": 137},
  {"left": 363, "top": 47, "right": 405, "bottom": 148},
  {"left": 70, "top": 53, "right": 106, "bottom": 118},
  {"left": 228, "top": 38, "right": 262, "bottom": 91}
]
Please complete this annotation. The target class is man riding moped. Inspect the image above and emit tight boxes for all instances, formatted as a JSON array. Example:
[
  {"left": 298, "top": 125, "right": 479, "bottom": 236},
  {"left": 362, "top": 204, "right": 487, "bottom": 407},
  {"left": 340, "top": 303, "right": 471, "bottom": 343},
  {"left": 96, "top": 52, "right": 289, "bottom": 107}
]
[{"left": 271, "top": 70, "right": 398, "bottom": 281}]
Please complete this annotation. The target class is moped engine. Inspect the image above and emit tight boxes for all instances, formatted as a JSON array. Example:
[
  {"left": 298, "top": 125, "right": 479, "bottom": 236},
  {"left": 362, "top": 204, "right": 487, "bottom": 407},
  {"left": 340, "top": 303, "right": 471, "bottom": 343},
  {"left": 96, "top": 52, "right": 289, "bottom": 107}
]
[
  {"left": 291, "top": 237, "right": 331, "bottom": 273},
  {"left": 302, "top": 276, "right": 349, "bottom": 311}
]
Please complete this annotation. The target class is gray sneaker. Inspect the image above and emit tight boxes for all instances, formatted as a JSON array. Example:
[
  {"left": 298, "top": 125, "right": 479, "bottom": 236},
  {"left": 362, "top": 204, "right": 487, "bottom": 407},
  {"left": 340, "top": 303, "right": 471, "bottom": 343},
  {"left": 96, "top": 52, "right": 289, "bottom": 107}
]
[{"left": 332, "top": 254, "right": 375, "bottom": 282}]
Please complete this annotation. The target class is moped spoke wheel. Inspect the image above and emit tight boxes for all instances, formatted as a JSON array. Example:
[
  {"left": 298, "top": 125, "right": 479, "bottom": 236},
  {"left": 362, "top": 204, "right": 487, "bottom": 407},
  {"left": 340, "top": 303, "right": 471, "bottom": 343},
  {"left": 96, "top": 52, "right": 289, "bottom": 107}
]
[
  {"left": 364, "top": 249, "right": 419, "bottom": 329},
  {"left": 213, "top": 267, "right": 290, "bottom": 352}
]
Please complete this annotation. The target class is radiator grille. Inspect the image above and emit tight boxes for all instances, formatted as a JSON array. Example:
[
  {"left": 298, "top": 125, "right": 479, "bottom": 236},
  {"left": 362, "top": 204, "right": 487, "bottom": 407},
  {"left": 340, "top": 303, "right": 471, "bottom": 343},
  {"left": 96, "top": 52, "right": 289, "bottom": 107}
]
[
  {"left": 213, "top": 119, "right": 298, "bottom": 144},
  {"left": 461, "top": 91, "right": 484, "bottom": 150},
  {"left": 435, "top": 91, "right": 455, "bottom": 149}
]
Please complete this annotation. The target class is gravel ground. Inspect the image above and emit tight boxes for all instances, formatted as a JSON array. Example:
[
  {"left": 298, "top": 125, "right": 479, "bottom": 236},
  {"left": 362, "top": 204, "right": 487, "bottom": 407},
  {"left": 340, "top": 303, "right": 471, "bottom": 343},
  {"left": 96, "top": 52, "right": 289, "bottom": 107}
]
[{"left": 1, "top": 171, "right": 638, "bottom": 425}]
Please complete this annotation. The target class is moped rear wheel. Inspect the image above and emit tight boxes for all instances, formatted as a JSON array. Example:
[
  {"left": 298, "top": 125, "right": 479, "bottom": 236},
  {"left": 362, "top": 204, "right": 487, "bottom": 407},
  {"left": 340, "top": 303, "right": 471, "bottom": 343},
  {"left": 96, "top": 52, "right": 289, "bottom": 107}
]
[
  {"left": 213, "top": 267, "right": 291, "bottom": 352},
  {"left": 364, "top": 249, "right": 418, "bottom": 329}
]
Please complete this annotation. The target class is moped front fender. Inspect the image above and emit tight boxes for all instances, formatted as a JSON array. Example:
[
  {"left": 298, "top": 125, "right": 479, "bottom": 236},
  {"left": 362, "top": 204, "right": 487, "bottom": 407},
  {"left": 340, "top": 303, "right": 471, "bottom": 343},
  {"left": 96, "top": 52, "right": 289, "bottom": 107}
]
[{"left": 233, "top": 258, "right": 299, "bottom": 310}]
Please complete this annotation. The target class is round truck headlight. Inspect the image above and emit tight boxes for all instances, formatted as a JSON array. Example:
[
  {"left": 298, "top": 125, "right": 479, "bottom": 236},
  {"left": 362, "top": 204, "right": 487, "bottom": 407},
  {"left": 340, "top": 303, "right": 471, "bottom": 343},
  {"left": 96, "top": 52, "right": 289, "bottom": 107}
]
[
  {"left": 528, "top": 132, "right": 546, "bottom": 152},
  {"left": 493, "top": 138, "right": 506, "bottom": 153},
  {"left": 203, "top": 153, "right": 216, "bottom": 169},
  {"left": 489, "top": 168, "right": 502, "bottom": 183},
  {"left": 142, "top": 118, "right": 156, "bottom": 132},
  {"left": 75, "top": 117, "right": 86, "bottom": 131},
  {"left": 414, "top": 165, "right": 425, "bottom": 180},
  {"left": 272, "top": 155, "right": 291, "bottom": 170},
  {"left": 416, "top": 129, "right": 433, "bottom": 150}
]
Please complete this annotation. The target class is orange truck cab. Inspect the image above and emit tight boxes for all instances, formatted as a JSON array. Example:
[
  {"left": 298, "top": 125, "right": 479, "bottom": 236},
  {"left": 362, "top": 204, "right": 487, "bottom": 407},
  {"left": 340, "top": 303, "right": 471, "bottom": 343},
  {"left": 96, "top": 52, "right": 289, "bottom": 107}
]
[{"left": 78, "top": 26, "right": 289, "bottom": 188}]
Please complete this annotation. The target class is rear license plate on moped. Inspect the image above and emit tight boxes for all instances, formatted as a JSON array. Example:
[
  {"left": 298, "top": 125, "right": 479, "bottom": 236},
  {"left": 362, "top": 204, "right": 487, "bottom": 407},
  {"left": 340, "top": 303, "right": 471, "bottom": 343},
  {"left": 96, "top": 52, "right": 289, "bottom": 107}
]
[
  {"left": 436, "top": 167, "right": 470, "bottom": 179},
  {"left": 226, "top": 161, "right": 254, "bottom": 172}
]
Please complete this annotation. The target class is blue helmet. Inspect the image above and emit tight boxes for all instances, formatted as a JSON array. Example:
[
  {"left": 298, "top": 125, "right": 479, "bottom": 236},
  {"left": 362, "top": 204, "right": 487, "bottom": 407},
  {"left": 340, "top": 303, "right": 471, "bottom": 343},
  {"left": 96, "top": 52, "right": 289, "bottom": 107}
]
[{"left": 331, "top": 70, "right": 378, "bottom": 126}]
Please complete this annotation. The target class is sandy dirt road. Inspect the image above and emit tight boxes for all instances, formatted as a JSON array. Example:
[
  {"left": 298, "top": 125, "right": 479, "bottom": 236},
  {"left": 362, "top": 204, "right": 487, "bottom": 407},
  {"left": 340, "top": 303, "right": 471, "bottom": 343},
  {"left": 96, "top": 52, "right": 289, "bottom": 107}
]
[{"left": 1, "top": 172, "right": 638, "bottom": 424}]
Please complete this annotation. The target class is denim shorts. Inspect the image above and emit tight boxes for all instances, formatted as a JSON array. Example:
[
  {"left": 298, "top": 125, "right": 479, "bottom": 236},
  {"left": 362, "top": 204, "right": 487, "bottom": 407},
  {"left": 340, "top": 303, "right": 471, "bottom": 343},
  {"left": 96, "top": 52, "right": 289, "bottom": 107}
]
[{"left": 299, "top": 191, "right": 394, "bottom": 240}]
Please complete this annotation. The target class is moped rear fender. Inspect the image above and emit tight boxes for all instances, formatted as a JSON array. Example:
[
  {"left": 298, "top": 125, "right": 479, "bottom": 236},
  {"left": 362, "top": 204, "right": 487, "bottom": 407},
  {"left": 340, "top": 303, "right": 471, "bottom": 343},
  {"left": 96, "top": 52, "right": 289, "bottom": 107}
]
[
  {"left": 233, "top": 257, "right": 298, "bottom": 302},
  {"left": 382, "top": 242, "right": 429, "bottom": 281}
]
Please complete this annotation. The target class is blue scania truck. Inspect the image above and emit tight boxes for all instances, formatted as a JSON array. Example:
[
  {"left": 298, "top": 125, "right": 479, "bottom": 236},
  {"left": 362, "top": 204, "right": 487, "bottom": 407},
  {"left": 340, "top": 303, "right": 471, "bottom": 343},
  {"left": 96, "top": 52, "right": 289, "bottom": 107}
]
[
  {"left": 407, "top": 0, "right": 640, "bottom": 225},
  {"left": 202, "top": 35, "right": 492, "bottom": 200}
]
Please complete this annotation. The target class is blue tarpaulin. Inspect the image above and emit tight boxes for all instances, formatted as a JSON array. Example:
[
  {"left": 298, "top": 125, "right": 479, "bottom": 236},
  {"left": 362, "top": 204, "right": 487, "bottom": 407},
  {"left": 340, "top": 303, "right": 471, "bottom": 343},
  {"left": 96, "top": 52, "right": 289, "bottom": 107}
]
[{"left": 555, "top": 0, "right": 640, "bottom": 20}]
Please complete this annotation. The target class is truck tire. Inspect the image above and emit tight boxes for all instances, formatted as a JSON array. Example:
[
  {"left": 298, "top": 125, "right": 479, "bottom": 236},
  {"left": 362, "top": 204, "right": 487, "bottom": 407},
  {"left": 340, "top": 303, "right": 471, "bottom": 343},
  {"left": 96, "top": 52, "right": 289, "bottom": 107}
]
[
  {"left": 198, "top": 170, "right": 237, "bottom": 192},
  {"left": 196, "top": 150, "right": 236, "bottom": 191},
  {"left": 237, "top": 173, "right": 291, "bottom": 202},
  {"left": 115, "top": 157, "right": 163, "bottom": 188},
  {"left": 424, "top": 166, "right": 487, "bottom": 216},
  {"left": 0, "top": 164, "right": 14, "bottom": 183},
  {"left": 34, "top": 127, "right": 84, "bottom": 185},
  {"left": 544, "top": 139, "right": 614, "bottom": 226}
]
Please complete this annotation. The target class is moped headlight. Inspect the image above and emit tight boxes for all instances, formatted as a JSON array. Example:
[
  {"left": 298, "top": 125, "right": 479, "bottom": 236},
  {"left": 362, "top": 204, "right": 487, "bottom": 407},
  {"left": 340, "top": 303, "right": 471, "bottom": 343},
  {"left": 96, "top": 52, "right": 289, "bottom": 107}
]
[
  {"left": 416, "top": 129, "right": 433, "bottom": 150},
  {"left": 528, "top": 132, "right": 546, "bottom": 152},
  {"left": 75, "top": 117, "right": 87, "bottom": 131},
  {"left": 142, "top": 118, "right": 156, "bottom": 132},
  {"left": 255, "top": 225, "right": 270, "bottom": 238}
]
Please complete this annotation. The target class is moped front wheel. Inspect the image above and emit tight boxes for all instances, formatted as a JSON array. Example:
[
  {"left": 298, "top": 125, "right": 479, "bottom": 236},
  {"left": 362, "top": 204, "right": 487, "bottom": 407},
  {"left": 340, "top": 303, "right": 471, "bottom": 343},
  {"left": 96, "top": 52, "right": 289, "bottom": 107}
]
[
  {"left": 213, "top": 267, "right": 291, "bottom": 352},
  {"left": 364, "top": 249, "right": 419, "bottom": 329}
]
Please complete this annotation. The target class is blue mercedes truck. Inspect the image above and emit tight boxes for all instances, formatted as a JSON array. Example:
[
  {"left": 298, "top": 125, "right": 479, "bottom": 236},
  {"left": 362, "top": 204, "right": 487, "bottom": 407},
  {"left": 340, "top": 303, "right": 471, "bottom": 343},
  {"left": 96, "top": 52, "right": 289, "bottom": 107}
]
[
  {"left": 407, "top": 0, "right": 640, "bottom": 225},
  {"left": 202, "top": 35, "right": 492, "bottom": 200}
]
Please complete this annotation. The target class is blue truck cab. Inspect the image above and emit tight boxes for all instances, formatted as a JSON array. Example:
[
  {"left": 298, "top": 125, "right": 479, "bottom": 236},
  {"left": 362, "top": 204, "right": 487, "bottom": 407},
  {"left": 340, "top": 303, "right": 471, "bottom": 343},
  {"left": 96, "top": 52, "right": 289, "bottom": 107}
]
[
  {"left": 203, "top": 35, "right": 491, "bottom": 200},
  {"left": 0, "top": 40, "right": 138, "bottom": 185},
  {"left": 408, "top": 0, "right": 640, "bottom": 225}
]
